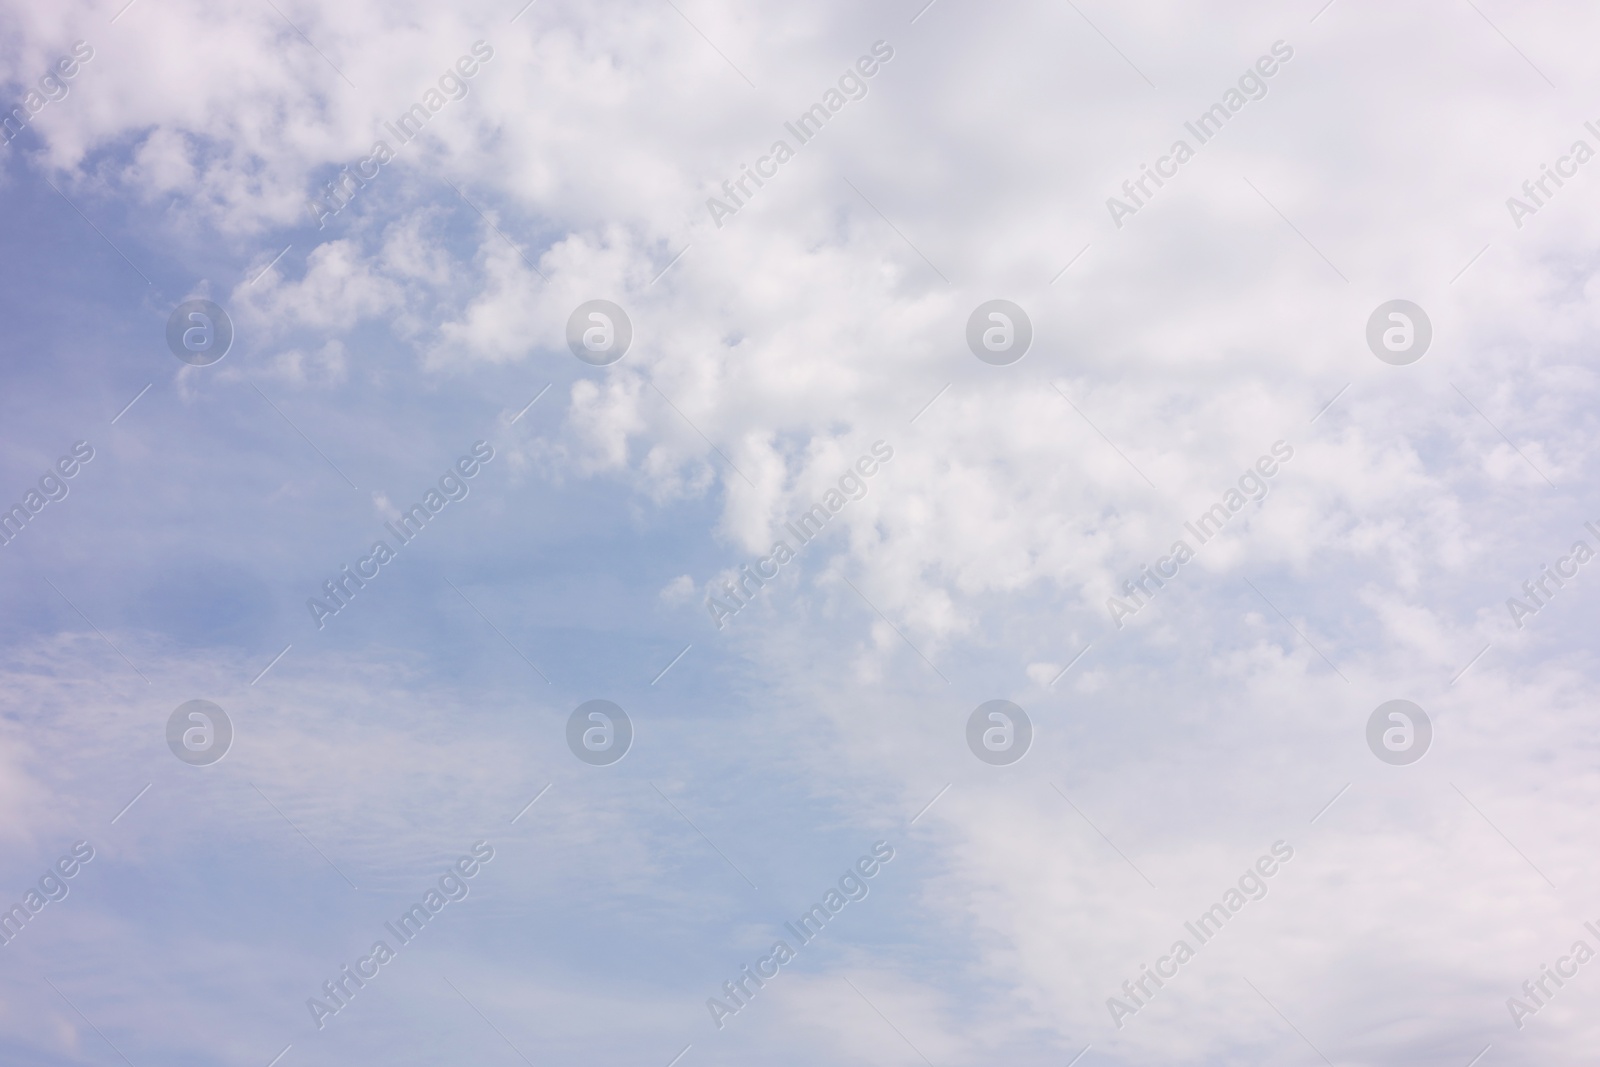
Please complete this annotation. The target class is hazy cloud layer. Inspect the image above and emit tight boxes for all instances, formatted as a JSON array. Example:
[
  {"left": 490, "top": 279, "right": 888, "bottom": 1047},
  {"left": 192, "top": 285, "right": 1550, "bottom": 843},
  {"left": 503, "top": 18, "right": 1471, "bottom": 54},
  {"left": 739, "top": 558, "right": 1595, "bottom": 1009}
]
[{"left": 0, "top": 0, "right": 1597, "bottom": 1064}]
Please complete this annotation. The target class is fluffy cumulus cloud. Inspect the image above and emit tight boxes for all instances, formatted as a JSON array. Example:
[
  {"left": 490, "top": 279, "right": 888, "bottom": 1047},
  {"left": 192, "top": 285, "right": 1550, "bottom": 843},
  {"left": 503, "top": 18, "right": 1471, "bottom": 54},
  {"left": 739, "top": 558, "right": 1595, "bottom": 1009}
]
[{"left": 1, "top": 0, "right": 1598, "bottom": 1063}]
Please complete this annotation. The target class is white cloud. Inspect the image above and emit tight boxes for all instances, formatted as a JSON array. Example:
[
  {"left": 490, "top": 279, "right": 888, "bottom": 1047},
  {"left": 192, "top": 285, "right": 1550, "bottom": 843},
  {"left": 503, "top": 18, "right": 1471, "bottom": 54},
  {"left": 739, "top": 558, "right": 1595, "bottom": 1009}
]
[{"left": 5, "top": 0, "right": 1600, "bottom": 1061}]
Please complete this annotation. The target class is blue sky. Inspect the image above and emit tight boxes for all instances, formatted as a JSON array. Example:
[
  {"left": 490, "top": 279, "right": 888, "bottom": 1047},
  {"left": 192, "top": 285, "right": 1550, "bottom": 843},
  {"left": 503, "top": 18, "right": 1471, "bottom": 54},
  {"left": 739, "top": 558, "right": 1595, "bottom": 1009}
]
[{"left": 2, "top": 0, "right": 1600, "bottom": 1064}]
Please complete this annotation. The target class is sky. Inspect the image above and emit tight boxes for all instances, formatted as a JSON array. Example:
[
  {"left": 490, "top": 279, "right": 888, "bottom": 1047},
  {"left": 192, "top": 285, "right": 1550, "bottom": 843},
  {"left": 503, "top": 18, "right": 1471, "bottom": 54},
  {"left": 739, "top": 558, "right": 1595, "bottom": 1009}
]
[{"left": 1, "top": 0, "right": 1599, "bottom": 1064}]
